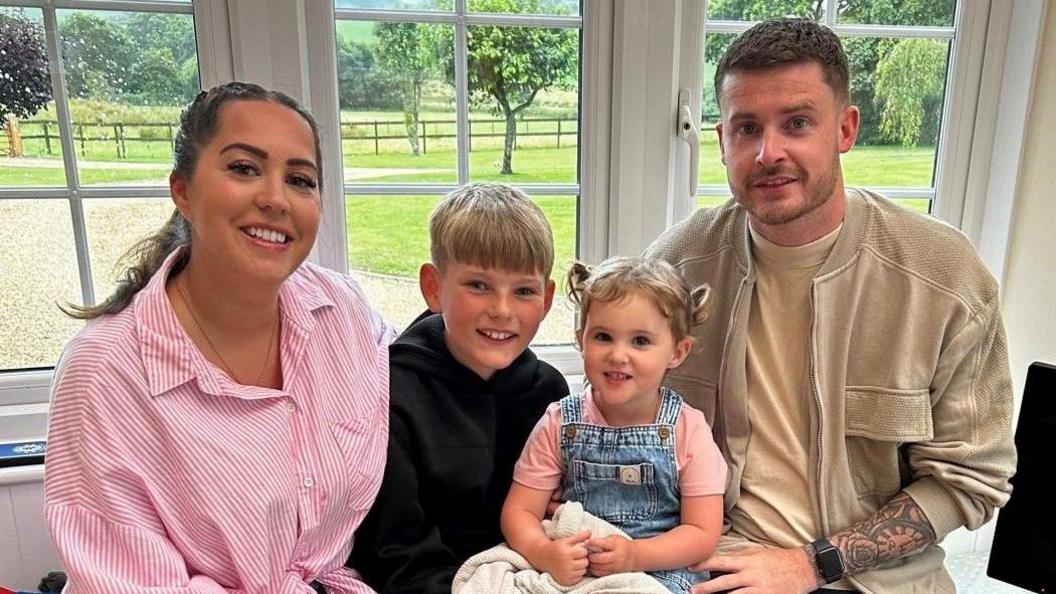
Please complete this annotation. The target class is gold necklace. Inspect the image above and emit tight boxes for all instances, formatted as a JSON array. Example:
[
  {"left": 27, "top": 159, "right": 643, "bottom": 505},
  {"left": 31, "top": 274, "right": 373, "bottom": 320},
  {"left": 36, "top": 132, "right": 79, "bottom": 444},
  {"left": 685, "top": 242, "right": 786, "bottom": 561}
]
[{"left": 175, "top": 275, "right": 277, "bottom": 386}]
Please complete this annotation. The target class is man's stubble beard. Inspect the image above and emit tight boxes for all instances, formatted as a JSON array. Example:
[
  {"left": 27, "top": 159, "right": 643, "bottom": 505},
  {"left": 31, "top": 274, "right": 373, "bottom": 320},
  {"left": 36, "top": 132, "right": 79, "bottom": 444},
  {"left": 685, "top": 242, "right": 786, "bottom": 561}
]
[{"left": 732, "top": 154, "right": 841, "bottom": 226}]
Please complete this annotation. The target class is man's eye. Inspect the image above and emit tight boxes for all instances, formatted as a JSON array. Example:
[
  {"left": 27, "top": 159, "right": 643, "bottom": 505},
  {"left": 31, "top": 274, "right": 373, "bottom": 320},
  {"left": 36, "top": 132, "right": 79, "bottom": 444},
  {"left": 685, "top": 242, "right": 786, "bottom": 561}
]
[
  {"left": 738, "top": 123, "right": 758, "bottom": 135},
  {"left": 789, "top": 117, "right": 810, "bottom": 130}
]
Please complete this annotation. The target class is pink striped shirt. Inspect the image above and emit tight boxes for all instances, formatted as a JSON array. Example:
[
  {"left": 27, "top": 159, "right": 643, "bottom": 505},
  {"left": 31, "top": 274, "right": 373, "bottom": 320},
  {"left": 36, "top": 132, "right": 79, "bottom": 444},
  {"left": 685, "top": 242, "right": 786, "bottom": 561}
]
[{"left": 45, "top": 250, "right": 397, "bottom": 594}]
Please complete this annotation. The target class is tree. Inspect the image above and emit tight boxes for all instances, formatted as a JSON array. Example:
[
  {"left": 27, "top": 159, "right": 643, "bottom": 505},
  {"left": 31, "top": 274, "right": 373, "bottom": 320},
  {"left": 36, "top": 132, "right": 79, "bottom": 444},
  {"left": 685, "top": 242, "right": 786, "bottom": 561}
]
[
  {"left": 372, "top": 22, "right": 437, "bottom": 156},
  {"left": 702, "top": 0, "right": 953, "bottom": 145},
  {"left": 874, "top": 39, "right": 946, "bottom": 146},
  {"left": 435, "top": 0, "right": 578, "bottom": 174},
  {"left": 0, "top": 10, "right": 51, "bottom": 156},
  {"left": 59, "top": 13, "right": 134, "bottom": 102}
]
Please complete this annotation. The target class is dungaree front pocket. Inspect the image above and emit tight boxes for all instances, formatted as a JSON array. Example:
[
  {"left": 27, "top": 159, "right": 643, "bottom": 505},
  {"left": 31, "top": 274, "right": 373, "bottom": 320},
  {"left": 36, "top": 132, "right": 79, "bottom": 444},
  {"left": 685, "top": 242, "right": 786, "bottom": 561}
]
[{"left": 569, "top": 459, "right": 658, "bottom": 524}]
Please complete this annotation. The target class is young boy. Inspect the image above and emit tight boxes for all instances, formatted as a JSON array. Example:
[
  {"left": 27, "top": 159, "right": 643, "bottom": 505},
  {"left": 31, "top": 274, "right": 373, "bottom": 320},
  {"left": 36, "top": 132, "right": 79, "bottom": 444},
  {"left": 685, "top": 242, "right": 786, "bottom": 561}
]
[{"left": 350, "top": 183, "right": 569, "bottom": 594}]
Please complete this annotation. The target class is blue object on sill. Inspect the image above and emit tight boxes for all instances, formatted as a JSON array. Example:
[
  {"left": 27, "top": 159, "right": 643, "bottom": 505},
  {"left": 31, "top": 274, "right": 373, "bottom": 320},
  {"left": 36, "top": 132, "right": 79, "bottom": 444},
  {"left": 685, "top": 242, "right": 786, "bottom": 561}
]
[{"left": 0, "top": 440, "right": 46, "bottom": 468}]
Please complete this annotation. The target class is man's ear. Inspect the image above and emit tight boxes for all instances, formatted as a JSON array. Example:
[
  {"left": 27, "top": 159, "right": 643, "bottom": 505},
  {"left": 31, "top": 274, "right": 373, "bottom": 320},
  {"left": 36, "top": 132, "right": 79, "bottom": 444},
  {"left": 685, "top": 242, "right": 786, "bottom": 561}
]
[
  {"left": 169, "top": 172, "right": 191, "bottom": 220},
  {"left": 838, "top": 104, "right": 860, "bottom": 153},
  {"left": 668, "top": 337, "right": 693, "bottom": 369},
  {"left": 715, "top": 123, "right": 727, "bottom": 166},
  {"left": 419, "top": 263, "right": 443, "bottom": 313}
]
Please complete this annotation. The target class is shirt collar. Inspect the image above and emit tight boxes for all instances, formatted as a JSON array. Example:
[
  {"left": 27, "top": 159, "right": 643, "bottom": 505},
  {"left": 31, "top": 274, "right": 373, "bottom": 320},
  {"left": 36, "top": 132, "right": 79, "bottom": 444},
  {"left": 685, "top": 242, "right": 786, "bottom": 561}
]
[{"left": 135, "top": 249, "right": 335, "bottom": 398}]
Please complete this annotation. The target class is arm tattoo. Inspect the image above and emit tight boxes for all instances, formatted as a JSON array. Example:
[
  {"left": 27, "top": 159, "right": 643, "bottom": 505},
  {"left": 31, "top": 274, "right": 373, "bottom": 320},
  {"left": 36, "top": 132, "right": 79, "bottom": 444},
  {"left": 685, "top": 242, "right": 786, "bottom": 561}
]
[{"left": 830, "top": 491, "right": 937, "bottom": 575}]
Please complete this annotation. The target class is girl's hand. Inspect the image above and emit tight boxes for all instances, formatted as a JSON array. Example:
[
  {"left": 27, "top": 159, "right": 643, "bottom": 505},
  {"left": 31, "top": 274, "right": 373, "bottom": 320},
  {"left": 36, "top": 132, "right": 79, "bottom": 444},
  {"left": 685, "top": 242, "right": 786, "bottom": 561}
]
[
  {"left": 587, "top": 535, "right": 638, "bottom": 576},
  {"left": 538, "top": 531, "right": 591, "bottom": 586}
]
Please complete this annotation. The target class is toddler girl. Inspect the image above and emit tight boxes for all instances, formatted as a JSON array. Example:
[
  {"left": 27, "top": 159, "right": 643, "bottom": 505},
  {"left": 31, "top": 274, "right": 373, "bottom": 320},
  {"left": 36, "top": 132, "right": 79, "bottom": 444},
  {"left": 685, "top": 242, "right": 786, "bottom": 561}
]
[{"left": 502, "top": 257, "right": 726, "bottom": 593}]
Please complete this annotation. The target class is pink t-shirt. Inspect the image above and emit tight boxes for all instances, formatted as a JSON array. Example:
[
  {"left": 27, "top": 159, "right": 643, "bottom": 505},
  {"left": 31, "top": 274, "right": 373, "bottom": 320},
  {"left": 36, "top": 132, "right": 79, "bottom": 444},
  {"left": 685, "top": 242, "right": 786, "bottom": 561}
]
[{"left": 513, "top": 387, "right": 728, "bottom": 497}]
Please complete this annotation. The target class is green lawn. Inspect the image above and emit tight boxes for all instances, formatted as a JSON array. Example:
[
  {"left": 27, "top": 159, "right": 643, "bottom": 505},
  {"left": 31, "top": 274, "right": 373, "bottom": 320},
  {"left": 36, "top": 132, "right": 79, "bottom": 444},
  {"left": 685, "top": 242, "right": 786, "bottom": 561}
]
[{"left": 346, "top": 194, "right": 578, "bottom": 279}]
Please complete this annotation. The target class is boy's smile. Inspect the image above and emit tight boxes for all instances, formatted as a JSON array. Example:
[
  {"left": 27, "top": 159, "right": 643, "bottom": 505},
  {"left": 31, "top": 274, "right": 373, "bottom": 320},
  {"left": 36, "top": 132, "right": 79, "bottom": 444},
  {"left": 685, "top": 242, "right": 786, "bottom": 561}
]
[{"left": 420, "top": 261, "right": 555, "bottom": 381}]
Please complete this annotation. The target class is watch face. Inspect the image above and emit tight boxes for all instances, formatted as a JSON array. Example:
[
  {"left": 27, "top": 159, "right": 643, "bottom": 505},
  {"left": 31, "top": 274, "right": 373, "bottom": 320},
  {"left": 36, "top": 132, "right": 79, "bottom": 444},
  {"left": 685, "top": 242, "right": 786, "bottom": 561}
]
[{"left": 813, "top": 540, "right": 845, "bottom": 582}]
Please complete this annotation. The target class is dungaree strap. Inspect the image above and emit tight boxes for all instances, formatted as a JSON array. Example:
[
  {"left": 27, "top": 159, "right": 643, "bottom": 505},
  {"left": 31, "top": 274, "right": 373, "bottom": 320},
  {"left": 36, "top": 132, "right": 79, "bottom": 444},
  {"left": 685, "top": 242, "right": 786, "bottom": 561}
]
[
  {"left": 559, "top": 393, "right": 583, "bottom": 424},
  {"left": 655, "top": 388, "right": 683, "bottom": 426}
]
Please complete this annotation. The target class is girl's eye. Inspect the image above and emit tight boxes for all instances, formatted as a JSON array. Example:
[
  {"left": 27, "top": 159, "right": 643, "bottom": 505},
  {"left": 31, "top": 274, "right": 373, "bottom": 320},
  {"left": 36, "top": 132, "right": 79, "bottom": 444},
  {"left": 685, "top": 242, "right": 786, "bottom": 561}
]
[
  {"left": 229, "top": 161, "right": 259, "bottom": 176},
  {"left": 287, "top": 174, "right": 318, "bottom": 190},
  {"left": 632, "top": 336, "right": 651, "bottom": 346},
  {"left": 593, "top": 332, "right": 612, "bottom": 342}
]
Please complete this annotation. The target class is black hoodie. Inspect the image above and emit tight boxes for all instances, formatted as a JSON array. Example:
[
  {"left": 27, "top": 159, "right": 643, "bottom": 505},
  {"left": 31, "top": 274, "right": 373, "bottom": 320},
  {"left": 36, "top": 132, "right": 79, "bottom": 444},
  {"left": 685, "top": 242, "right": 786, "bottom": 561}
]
[{"left": 349, "top": 313, "right": 568, "bottom": 594}]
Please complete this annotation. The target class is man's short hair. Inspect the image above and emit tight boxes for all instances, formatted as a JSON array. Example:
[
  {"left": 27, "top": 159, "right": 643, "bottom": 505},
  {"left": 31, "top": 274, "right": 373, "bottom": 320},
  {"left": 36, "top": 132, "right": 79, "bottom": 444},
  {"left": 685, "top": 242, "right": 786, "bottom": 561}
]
[
  {"left": 715, "top": 17, "right": 850, "bottom": 106},
  {"left": 429, "top": 183, "right": 555, "bottom": 277}
]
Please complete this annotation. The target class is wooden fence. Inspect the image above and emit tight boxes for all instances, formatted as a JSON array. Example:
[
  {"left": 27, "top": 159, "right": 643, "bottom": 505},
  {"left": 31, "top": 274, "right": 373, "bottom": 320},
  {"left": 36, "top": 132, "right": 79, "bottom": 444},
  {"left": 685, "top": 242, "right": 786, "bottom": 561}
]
[{"left": 3, "top": 116, "right": 583, "bottom": 159}]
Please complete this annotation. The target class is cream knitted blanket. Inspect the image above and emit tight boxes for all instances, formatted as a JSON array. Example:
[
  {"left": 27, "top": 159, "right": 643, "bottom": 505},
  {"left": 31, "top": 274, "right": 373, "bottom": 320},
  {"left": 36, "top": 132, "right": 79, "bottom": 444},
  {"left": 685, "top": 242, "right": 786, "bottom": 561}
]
[{"left": 451, "top": 502, "right": 669, "bottom": 594}]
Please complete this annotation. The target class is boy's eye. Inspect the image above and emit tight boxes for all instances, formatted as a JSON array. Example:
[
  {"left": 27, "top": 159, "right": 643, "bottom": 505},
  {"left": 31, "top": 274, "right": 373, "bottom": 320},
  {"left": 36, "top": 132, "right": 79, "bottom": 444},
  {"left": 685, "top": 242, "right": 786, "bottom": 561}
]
[
  {"left": 632, "top": 335, "right": 651, "bottom": 346},
  {"left": 465, "top": 281, "right": 488, "bottom": 291},
  {"left": 515, "top": 286, "right": 538, "bottom": 297}
]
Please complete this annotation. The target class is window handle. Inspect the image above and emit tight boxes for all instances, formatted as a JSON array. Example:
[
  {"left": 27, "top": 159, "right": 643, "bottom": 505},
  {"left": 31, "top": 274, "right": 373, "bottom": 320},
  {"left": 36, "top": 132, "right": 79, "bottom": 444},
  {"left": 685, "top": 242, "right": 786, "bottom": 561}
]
[{"left": 678, "top": 89, "right": 699, "bottom": 198}]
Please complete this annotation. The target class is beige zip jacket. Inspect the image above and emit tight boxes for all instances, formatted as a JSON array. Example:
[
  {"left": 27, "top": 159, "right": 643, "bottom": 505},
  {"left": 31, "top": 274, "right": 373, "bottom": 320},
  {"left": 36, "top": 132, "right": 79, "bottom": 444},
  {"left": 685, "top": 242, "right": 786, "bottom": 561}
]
[{"left": 645, "top": 188, "right": 1016, "bottom": 593}]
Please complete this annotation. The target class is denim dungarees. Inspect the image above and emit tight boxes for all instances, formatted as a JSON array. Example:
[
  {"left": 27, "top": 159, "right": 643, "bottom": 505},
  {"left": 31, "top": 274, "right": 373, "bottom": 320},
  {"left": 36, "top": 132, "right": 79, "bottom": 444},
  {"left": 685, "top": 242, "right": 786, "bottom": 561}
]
[{"left": 559, "top": 388, "right": 709, "bottom": 594}]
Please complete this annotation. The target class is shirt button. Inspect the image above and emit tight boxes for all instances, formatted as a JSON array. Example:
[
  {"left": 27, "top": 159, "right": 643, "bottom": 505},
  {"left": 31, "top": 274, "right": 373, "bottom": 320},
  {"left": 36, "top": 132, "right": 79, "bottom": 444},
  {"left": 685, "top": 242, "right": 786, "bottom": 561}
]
[
  {"left": 286, "top": 402, "right": 296, "bottom": 413},
  {"left": 303, "top": 476, "right": 315, "bottom": 488}
]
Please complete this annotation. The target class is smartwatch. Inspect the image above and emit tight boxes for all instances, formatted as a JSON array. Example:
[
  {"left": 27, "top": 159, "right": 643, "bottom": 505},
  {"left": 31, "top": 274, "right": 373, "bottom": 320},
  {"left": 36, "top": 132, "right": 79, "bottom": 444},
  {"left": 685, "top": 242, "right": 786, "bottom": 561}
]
[{"left": 811, "top": 538, "right": 846, "bottom": 584}]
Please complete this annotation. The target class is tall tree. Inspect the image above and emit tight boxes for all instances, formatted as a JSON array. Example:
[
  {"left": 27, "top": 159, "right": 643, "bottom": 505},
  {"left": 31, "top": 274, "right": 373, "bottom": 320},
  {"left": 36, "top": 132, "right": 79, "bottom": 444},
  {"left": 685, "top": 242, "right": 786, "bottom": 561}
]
[
  {"left": 59, "top": 12, "right": 134, "bottom": 102},
  {"left": 874, "top": 39, "right": 947, "bottom": 146},
  {"left": 435, "top": 0, "right": 578, "bottom": 174},
  {"left": 373, "top": 22, "right": 437, "bottom": 156},
  {"left": 0, "top": 10, "right": 52, "bottom": 156}
]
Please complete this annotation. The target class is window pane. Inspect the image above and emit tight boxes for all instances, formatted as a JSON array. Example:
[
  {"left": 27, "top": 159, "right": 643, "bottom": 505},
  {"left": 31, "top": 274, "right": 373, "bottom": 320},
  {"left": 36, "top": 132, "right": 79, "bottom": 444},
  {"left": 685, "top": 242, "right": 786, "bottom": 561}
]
[
  {"left": 700, "top": 33, "right": 951, "bottom": 201},
  {"left": 467, "top": 0, "right": 579, "bottom": 16},
  {"left": 57, "top": 9, "right": 198, "bottom": 186},
  {"left": 0, "top": 7, "right": 67, "bottom": 187},
  {"left": 346, "top": 193, "right": 576, "bottom": 344},
  {"left": 837, "top": 1, "right": 955, "bottom": 27},
  {"left": 700, "top": 33, "right": 734, "bottom": 187},
  {"left": 336, "top": 0, "right": 449, "bottom": 10},
  {"left": 337, "top": 21, "right": 457, "bottom": 184},
  {"left": 83, "top": 198, "right": 175, "bottom": 300},
  {"left": 0, "top": 199, "right": 84, "bottom": 370},
  {"left": 706, "top": 0, "right": 820, "bottom": 22},
  {"left": 845, "top": 37, "right": 950, "bottom": 192},
  {"left": 466, "top": 25, "right": 580, "bottom": 183}
]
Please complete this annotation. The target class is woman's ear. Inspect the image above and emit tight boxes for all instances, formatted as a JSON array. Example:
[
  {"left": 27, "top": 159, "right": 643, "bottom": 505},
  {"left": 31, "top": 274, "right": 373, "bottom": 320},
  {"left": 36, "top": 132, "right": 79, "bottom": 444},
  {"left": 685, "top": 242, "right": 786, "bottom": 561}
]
[{"left": 170, "top": 172, "right": 191, "bottom": 221}]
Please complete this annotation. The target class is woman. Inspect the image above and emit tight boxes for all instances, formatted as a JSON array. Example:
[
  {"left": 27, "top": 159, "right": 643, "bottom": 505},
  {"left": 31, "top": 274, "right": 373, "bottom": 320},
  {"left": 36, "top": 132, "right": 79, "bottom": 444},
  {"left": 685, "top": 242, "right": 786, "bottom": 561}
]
[{"left": 45, "top": 82, "right": 396, "bottom": 593}]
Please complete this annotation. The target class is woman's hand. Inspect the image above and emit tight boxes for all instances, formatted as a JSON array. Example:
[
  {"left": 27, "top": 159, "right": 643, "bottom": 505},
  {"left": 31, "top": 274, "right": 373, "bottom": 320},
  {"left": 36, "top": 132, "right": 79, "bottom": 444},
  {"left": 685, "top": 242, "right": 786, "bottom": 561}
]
[{"left": 587, "top": 535, "right": 638, "bottom": 576}]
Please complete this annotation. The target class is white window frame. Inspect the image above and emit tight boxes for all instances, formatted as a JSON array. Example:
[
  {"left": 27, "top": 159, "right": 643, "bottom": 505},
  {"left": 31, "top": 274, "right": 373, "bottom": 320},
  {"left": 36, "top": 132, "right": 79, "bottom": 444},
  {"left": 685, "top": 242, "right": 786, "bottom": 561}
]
[{"left": 0, "top": 0, "right": 1046, "bottom": 447}]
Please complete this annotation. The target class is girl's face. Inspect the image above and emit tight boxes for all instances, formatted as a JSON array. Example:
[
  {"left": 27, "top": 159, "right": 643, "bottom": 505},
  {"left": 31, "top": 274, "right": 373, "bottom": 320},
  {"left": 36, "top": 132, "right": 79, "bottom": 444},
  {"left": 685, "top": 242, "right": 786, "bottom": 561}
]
[
  {"left": 576, "top": 292, "right": 692, "bottom": 425},
  {"left": 170, "top": 100, "right": 321, "bottom": 290}
]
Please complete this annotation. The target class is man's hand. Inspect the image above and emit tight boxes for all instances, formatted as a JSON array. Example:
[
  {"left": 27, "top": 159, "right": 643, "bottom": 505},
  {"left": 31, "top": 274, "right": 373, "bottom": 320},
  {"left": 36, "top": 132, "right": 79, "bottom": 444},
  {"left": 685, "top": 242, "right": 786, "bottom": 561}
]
[
  {"left": 586, "top": 535, "right": 638, "bottom": 576},
  {"left": 688, "top": 546, "right": 821, "bottom": 594},
  {"left": 537, "top": 531, "right": 591, "bottom": 586}
]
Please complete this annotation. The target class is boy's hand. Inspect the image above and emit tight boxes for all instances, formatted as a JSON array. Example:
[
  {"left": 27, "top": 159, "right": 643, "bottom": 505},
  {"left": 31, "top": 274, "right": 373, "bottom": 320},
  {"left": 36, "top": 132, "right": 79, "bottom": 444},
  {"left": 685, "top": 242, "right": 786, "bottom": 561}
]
[
  {"left": 587, "top": 535, "right": 638, "bottom": 576},
  {"left": 538, "top": 531, "right": 591, "bottom": 586}
]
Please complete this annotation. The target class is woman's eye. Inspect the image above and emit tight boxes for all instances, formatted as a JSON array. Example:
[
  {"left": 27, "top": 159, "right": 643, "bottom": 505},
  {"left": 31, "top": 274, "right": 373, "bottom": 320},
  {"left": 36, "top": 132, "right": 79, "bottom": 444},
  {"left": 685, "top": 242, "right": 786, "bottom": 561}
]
[
  {"left": 229, "top": 161, "right": 259, "bottom": 176},
  {"left": 288, "top": 174, "right": 318, "bottom": 190}
]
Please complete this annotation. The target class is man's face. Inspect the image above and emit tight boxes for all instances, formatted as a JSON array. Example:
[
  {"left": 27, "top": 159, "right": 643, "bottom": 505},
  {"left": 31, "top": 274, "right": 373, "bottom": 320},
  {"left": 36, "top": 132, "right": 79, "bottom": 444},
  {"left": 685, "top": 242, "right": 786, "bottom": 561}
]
[{"left": 716, "top": 62, "right": 859, "bottom": 240}]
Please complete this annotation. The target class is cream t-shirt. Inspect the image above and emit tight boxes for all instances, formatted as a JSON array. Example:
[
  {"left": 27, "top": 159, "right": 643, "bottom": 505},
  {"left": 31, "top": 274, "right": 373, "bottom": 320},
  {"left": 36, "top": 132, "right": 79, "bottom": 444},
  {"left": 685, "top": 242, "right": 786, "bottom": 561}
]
[{"left": 727, "top": 223, "right": 854, "bottom": 589}]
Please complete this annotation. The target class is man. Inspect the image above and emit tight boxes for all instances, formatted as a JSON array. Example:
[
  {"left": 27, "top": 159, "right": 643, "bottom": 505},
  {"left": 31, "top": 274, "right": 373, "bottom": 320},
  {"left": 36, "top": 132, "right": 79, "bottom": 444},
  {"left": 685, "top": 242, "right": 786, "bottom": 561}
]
[{"left": 645, "top": 18, "right": 1016, "bottom": 594}]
